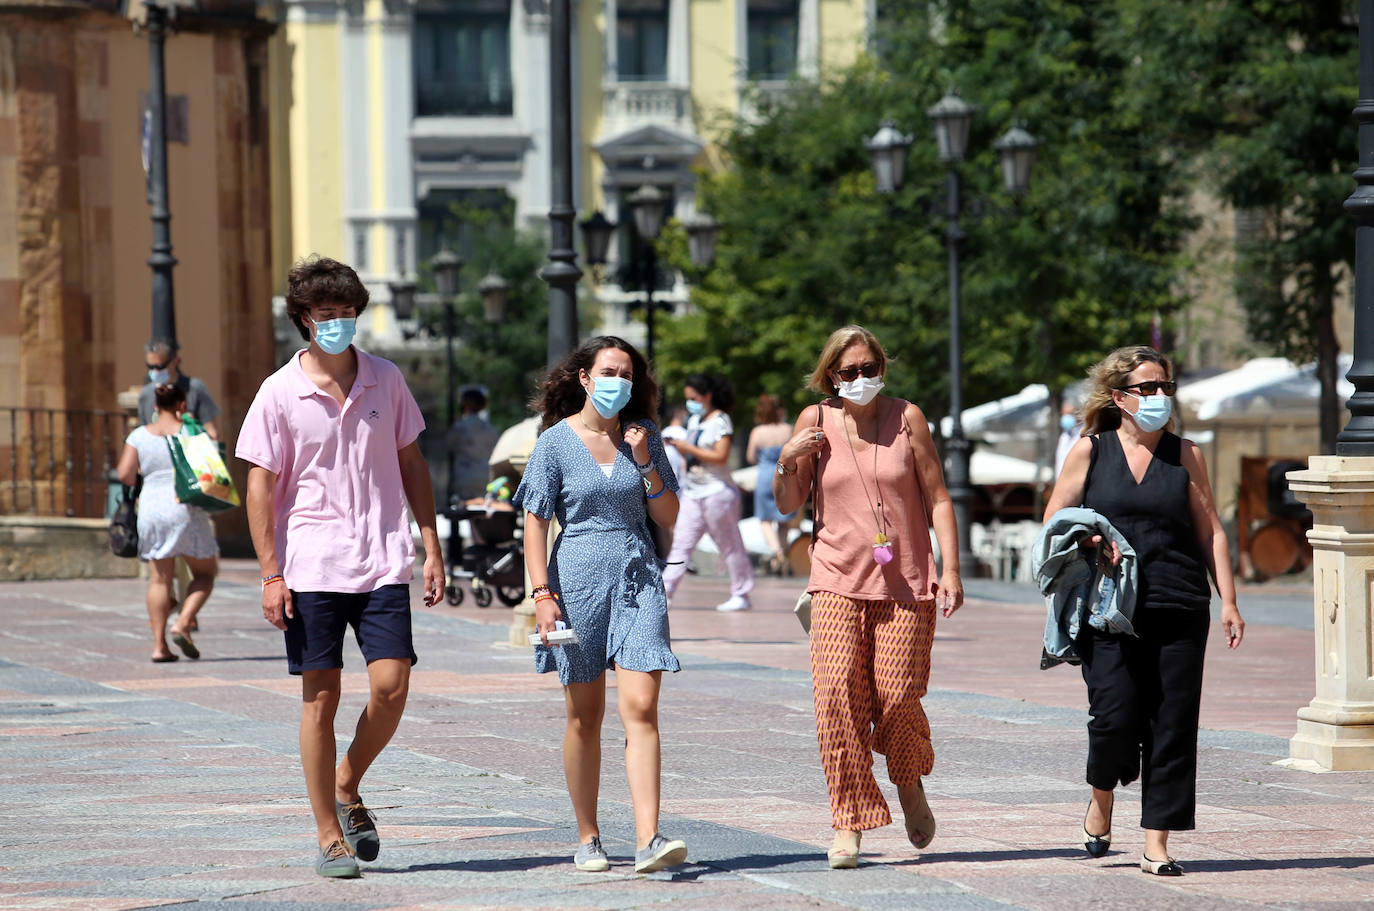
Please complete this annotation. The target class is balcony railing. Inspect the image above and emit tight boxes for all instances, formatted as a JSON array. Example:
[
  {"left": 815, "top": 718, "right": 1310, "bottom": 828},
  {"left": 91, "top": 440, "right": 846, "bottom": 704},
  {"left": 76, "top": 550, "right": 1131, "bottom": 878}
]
[
  {"left": 1, "top": 407, "right": 130, "bottom": 518},
  {"left": 415, "top": 80, "right": 514, "bottom": 118},
  {"left": 602, "top": 81, "right": 692, "bottom": 134}
]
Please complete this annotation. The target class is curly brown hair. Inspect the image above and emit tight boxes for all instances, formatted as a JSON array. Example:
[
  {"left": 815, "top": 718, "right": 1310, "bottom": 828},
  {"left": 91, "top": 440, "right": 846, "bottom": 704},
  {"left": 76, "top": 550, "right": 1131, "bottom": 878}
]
[
  {"left": 531, "top": 336, "right": 658, "bottom": 431},
  {"left": 1081, "top": 345, "right": 1175, "bottom": 435},
  {"left": 285, "top": 256, "right": 369, "bottom": 341}
]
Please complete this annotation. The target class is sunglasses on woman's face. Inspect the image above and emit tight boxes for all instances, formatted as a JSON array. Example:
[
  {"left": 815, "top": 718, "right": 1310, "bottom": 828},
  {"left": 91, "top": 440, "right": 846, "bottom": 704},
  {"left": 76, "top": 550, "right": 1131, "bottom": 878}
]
[
  {"left": 834, "top": 362, "right": 881, "bottom": 382},
  {"left": 1116, "top": 380, "right": 1177, "bottom": 396}
]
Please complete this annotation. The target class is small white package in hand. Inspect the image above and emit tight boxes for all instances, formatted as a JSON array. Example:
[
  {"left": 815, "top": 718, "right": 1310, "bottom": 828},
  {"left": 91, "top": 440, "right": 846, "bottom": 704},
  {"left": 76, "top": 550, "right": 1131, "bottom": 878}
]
[{"left": 528, "top": 620, "right": 579, "bottom": 647}]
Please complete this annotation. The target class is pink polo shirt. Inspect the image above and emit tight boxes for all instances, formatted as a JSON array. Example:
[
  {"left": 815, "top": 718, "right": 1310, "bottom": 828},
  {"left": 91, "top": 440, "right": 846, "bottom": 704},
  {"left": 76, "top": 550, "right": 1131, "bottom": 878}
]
[{"left": 235, "top": 348, "right": 426, "bottom": 593}]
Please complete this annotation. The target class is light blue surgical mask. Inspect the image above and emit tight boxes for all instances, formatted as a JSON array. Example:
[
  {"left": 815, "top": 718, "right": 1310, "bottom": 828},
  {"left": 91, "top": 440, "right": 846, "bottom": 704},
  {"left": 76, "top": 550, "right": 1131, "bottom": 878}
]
[
  {"left": 313, "top": 317, "right": 356, "bottom": 355},
  {"left": 148, "top": 368, "right": 170, "bottom": 385},
  {"left": 685, "top": 399, "right": 705, "bottom": 416},
  {"left": 1123, "top": 391, "right": 1172, "bottom": 432},
  {"left": 587, "top": 377, "right": 633, "bottom": 418},
  {"left": 1060, "top": 413, "right": 1077, "bottom": 433}
]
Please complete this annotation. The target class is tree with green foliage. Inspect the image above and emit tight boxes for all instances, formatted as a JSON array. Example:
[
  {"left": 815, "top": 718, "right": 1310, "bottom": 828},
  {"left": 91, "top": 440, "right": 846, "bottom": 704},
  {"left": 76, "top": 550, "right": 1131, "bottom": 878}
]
[
  {"left": 657, "top": 0, "right": 1197, "bottom": 453},
  {"left": 1103, "top": 0, "right": 1357, "bottom": 453}
]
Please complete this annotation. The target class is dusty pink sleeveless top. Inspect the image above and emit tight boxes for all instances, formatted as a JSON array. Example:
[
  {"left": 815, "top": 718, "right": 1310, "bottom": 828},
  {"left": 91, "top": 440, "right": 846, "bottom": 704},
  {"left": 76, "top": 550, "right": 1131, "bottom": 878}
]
[{"left": 807, "top": 397, "right": 937, "bottom": 603}]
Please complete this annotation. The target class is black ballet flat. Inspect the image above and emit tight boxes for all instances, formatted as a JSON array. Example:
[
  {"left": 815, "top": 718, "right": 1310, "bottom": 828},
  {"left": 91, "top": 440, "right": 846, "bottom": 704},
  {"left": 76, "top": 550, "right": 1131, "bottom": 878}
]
[
  {"left": 1141, "top": 855, "right": 1184, "bottom": 876},
  {"left": 1081, "top": 797, "right": 1112, "bottom": 858}
]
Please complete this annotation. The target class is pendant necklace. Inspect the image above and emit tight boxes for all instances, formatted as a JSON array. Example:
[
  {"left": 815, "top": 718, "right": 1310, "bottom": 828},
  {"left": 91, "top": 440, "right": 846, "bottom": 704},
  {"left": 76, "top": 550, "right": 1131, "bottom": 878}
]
[{"left": 842, "top": 404, "right": 893, "bottom": 565}]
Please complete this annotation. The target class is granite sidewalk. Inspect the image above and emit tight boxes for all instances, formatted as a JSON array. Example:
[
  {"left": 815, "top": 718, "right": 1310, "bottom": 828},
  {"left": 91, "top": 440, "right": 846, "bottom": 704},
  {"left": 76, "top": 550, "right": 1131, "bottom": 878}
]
[{"left": 0, "top": 560, "right": 1371, "bottom": 910}]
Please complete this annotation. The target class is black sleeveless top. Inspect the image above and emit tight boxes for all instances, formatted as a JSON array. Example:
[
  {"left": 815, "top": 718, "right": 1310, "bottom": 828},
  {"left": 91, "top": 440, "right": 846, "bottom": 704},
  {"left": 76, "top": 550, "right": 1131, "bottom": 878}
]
[{"left": 1082, "top": 430, "right": 1212, "bottom": 611}]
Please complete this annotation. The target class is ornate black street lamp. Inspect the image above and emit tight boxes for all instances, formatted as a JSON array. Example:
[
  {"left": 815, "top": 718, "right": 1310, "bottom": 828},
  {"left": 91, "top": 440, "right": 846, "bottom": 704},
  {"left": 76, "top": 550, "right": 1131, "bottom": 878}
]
[
  {"left": 391, "top": 247, "right": 507, "bottom": 510},
  {"left": 868, "top": 91, "right": 1039, "bottom": 575},
  {"left": 431, "top": 246, "right": 464, "bottom": 509},
  {"left": 684, "top": 212, "right": 721, "bottom": 270},
  {"left": 626, "top": 186, "right": 673, "bottom": 365},
  {"left": 1341, "top": 0, "right": 1374, "bottom": 453},
  {"left": 579, "top": 200, "right": 719, "bottom": 367},
  {"left": 143, "top": 0, "right": 179, "bottom": 348},
  {"left": 540, "top": 0, "right": 581, "bottom": 366},
  {"left": 578, "top": 211, "right": 617, "bottom": 268}
]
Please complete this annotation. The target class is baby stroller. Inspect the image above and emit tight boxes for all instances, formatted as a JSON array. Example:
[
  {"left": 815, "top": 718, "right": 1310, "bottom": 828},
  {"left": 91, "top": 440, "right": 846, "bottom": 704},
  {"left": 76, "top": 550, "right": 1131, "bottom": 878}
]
[{"left": 444, "top": 501, "right": 525, "bottom": 608}]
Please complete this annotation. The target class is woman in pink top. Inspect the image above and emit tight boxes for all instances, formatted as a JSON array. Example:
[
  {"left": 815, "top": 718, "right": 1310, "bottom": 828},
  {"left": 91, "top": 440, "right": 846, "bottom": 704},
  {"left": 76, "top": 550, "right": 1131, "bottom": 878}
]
[{"left": 773, "top": 325, "right": 964, "bottom": 868}]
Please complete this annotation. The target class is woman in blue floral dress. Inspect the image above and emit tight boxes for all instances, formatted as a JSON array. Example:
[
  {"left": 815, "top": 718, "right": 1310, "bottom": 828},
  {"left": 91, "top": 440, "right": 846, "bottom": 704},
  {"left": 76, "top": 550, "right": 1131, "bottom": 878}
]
[{"left": 515, "top": 336, "right": 689, "bottom": 875}]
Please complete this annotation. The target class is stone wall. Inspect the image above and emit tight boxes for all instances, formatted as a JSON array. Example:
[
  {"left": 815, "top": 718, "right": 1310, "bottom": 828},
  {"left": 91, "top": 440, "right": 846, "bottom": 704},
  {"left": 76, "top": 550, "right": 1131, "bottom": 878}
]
[
  {"left": 0, "top": 515, "right": 137, "bottom": 580},
  {"left": 0, "top": 8, "right": 275, "bottom": 560}
]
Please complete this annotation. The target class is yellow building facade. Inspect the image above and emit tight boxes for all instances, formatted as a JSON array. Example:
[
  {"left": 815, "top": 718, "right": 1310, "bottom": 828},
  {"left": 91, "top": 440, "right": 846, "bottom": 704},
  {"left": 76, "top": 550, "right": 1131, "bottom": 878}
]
[{"left": 272, "top": 0, "right": 872, "bottom": 347}]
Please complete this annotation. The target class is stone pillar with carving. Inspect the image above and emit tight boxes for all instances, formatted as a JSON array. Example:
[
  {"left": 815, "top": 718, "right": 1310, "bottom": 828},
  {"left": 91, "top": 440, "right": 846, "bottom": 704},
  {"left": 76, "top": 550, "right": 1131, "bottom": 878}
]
[{"left": 1285, "top": 458, "right": 1374, "bottom": 771}]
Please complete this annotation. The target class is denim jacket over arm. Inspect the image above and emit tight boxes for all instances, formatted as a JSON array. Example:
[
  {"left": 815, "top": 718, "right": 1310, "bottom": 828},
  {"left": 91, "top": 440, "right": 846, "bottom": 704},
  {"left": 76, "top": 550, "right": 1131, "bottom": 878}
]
[{"left": 1031, "top": 506, "right": 1139, "bottom": 668}]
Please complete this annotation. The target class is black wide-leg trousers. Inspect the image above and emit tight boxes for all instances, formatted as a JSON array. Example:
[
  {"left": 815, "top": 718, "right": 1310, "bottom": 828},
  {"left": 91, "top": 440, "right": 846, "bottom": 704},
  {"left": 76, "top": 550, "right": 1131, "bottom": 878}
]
[{"left": 1078, "top": 607, "right": 1210, "bottom": 831}]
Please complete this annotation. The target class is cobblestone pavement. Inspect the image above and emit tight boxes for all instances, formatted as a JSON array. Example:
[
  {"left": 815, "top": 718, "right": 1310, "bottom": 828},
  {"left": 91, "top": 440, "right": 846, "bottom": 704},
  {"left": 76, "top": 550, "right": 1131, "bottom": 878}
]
[{"left": 1, "top": 560, "right": 1371, "bottom": 910}]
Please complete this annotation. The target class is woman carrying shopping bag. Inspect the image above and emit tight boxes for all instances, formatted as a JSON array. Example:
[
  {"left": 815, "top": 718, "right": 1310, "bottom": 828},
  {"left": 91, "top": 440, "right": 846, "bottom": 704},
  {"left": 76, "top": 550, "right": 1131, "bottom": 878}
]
[{"left": 115, "top": 383, "right": 219, "bottom": 662}]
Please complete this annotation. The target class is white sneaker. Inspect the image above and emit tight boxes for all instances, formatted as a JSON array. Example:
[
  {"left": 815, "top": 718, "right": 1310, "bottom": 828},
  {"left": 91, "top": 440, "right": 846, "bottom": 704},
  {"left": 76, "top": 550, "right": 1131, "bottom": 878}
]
[{"left": 715, "top": 595, "right": 752, "bottom": 612}]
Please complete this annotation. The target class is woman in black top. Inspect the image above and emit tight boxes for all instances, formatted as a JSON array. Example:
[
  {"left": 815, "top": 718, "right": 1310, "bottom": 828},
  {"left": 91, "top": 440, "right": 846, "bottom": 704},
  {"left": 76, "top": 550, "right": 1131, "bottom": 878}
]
[{"left": 1043, "top": 346, "right": 1243, "bottom": 876}]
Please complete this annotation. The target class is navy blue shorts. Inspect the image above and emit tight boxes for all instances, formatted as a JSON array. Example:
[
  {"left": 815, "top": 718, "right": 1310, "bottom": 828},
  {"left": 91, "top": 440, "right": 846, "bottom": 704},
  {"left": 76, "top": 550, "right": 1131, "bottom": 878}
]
[{"left": 284, "top": 584, "right": 417, "bottom": 676}]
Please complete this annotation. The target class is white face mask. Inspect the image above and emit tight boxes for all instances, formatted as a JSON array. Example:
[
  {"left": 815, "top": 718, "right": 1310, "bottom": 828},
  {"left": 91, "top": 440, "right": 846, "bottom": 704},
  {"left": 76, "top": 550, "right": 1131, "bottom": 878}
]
[{"left": 836, "top": 375, "right": 884, "bottom": 406}]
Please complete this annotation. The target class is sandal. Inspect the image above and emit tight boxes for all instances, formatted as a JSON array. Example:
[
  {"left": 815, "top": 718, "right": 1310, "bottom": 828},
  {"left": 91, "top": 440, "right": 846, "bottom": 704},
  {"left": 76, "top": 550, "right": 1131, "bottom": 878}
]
[
  {"left": 900, "top": 779, "right": 936, "bottom": 850},
  {"left": 827, "top": 830, "right": 861, "bottom": 869},
  {"left": 170, "top": 629, "right": 200, "bottom": 660}
]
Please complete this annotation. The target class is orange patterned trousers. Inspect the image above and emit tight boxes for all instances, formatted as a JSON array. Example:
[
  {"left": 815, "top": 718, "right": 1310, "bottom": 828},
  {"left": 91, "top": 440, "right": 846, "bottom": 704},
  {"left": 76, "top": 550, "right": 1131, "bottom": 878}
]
[{"left": 810, "top": 591, "right": 937, "bottom": 831}]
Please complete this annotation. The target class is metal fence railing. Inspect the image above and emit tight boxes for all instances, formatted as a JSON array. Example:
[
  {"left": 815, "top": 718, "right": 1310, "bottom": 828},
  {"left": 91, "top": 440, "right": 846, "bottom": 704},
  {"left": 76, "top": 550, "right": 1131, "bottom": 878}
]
[{"left": 0, "top": 407, "right": 131, "bottom": 519}]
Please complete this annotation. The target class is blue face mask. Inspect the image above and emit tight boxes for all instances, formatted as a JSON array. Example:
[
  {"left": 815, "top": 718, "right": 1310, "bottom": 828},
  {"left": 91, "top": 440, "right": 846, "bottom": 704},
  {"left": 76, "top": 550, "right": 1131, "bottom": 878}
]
[
  {"left": 1123, "top": 391, "right": 1172, "bottom": 432},
  {"left": 313, "top": 317, "right": 356, "bottom": 355},
  {"left": 685, "top": 399, "right": 705, "bottom": 416},
  {"left": 1060, "top": 413, "right": 1077, "bottom": 433},
  {"left": 148, "top": 369, "right": 170, "bottom": 385},
  {"left": 587, "top": 377, "right": 633, "bottom": 418}
]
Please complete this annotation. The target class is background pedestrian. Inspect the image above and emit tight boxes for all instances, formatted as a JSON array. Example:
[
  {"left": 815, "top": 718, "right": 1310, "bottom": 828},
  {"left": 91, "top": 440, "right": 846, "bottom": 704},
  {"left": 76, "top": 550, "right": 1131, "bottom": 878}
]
[
  {"left": 115, "top": 382, "right": 218, "bottom": 662},
  {"left": 662, "top": 373, "right": 755, "bottom": 612},
  {"left": 746, "top": 393, "right": 796, "bottom": 575}
]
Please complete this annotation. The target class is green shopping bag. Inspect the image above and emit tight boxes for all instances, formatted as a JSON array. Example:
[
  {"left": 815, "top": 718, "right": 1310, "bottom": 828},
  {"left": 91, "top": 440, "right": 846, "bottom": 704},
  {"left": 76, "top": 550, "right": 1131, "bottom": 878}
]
[{"left": 167, "top": 414, "right": 241, "bottom": 513}]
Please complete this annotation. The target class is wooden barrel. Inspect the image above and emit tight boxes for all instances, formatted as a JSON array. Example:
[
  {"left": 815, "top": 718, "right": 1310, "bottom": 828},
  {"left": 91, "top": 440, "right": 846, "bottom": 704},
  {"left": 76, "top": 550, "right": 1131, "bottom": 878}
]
[{"left": 1249, "top": 521, "right": 1301, "bottom": 578}]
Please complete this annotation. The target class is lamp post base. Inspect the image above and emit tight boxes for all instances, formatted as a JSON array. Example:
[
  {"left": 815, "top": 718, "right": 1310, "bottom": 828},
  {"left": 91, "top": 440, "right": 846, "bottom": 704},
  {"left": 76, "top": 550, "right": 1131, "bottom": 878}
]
[
  {"left": 1285, "top": 455, "right": 1374, "bottom": 771},
  {"left": 1291, "top": 701, "right": 1374, "bottom": 771}
]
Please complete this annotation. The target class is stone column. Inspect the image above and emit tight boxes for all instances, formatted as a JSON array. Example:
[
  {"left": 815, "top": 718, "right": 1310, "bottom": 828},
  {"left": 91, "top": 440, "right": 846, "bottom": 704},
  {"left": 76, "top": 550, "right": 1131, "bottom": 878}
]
[{"left": 1286, "top": 456, "right": 1374, "bottom": 771}]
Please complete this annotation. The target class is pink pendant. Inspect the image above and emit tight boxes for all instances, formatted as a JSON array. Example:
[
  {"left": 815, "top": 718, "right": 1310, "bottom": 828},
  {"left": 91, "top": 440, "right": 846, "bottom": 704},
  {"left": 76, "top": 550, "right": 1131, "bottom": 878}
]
[{"left": 873, "top": 543, "right": 894, "bottom": 565}]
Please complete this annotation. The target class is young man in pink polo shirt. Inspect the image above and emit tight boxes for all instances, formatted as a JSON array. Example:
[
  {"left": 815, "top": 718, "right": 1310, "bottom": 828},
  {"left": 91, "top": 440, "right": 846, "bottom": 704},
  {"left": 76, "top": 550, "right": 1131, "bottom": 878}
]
[{"left": 237, "top": 256, "right": 445, "bottom": 878}]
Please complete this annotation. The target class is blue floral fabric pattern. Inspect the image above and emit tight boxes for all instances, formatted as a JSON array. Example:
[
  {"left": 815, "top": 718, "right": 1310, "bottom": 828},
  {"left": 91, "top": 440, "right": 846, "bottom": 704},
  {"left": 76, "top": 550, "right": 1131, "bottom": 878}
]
[{"left": 513, "top": 419, "right": 681, "bottom": 684}]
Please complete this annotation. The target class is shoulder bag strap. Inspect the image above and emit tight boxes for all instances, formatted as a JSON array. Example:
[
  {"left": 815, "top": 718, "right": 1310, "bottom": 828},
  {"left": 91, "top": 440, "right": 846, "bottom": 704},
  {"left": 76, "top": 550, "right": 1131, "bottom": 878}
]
[
  {"left": 809, "top": 401, "right": 825, "bottom": 529},
  {"left": 1083, "top": 435, "right": 1099, "bottom": 502}
]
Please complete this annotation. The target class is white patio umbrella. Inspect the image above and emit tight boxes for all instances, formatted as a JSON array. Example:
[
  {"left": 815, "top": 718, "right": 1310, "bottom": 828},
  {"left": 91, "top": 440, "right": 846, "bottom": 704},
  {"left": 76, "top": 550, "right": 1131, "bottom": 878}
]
[{"left": 1180, "top": 356, "right": 1352, "bottom": 421}]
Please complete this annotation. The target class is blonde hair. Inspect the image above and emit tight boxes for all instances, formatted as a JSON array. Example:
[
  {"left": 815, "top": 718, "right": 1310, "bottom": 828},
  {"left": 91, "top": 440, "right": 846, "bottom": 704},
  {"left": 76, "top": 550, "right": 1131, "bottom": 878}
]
[
  {"left": 1081, "top": 345, "right": 1175, "bottom": 435},
  {"left": 807, "top": 325, "right": 888, "bottom": 395}
]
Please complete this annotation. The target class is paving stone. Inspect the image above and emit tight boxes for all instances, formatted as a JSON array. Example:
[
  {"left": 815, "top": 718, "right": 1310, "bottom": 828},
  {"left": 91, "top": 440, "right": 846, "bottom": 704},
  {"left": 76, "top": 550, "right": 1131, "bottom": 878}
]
[{"left": 1, "top": 565, "right": 1372, "bottom": 909}]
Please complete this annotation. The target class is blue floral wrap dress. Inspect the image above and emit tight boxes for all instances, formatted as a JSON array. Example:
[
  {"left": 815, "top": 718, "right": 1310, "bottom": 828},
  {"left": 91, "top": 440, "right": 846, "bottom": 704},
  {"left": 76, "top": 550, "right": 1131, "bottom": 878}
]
[{"left": 513, "top": 418, "right": 682, "bottom": 685}]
